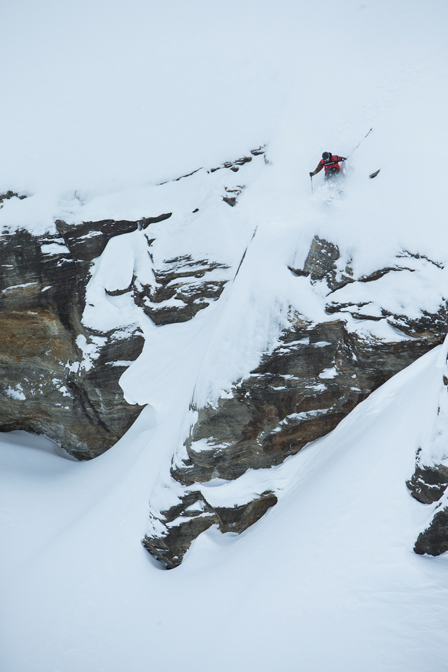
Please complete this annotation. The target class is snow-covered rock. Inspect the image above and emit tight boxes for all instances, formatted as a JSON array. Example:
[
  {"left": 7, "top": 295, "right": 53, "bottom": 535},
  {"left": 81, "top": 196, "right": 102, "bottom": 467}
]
[
  {"left": 408, "top": 338, "right": 448, "bottom": 556},
  {"left": 143, "top": 230, "right": 447, "bottom": 566},
  {"left": 2, "top": 150, "right": 448, "bottom": 561}
]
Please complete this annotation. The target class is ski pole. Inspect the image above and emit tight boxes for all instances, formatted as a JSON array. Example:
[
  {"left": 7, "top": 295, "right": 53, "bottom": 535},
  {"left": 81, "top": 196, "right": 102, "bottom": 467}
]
[
  {"left": 310, "top": 175, "right": 313, "bottom": 193},
  {"left": 348, "top": 127, "right": 373, "bottom": 158}
]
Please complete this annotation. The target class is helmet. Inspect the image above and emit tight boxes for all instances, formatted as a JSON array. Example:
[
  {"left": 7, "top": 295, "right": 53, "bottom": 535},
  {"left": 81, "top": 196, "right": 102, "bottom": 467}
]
[{"left": 322, "top": 152, "right": 332, "bottom": 161}]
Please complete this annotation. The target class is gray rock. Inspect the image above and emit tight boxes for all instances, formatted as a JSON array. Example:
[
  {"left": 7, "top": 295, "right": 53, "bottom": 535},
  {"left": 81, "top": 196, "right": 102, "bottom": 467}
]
[
  {"left": 0, "top": 151, "right": 265, "bottom": 460},
  {"left": 142, "top": 490, "right": 277, "bottom": 569},
  {"left": 289, "top": 235, "right": 354, "bottom": 292},
  {"left": 407, "top": 465, "right": 448, "bottom": 505},
  {"left": 407, "top": 348, "right": 448, "bottom": 556},
  {"left": 0, "top": 224, "right": 145, "bottom": 459},
  {"left": 414, "top": 508, "right": 448, "bottom": 556},
  {"left": 144, "top": 234, "right": 447, "bottom": 567},
  {"left": 173, "top": 317, "right": 434, "bottom": 485},
  {"left": 133, "top": 254, "right": 229, "bottom": 325},
  {"left": 55, "top": 214, "right": 171, "bottom": 262},
  {"left": 0, "top": 191, "right": 27, "bottom": 206}
]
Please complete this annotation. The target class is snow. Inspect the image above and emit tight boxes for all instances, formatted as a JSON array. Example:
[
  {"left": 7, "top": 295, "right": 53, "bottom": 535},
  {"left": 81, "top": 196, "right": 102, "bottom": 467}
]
[
  {"left": 75, "top": 334, "right": 107, "bottom": 372},
  {"left": 1, "top": 0, "right": 448, "bottom": 670},
  {"left": 2, "top": 349, "right": 448, "bottom": 672},
  {"left": 4, "top": 385, "right": 26, "bottom": 401},
  {"left": 319, "top": 367, "right": 338, "bottom": 379},
  {"left": 2, "top": 283, "right": 35, "bottom": 293},
  {"left": 40, "top": 242, "right": 70, "bottom": 255}
]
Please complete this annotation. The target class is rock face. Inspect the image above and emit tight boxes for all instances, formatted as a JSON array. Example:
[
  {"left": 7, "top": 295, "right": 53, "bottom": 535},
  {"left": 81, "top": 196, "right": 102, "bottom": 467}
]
[
  {"left": 407, "top": 465, "right": 448, "bottom": 505},
  {"left": 0, "top": 221, "right": 230, "bottom": 459},
  {"left": 133, "top": 254, "right": 229, "bottom": 326},
  {"left": 0, "top": 223, "right": 146, "bottom": 459},
  {"left": 143, "top": 490, "right": 277, "bottom": 569},
  {"left": 414, "top": 510, "right": 448, "bottom": 556},
  {"left": 0, "top": 191, "right": 27, "bottom": 207},
  {"left": 55, "top": 214, "right": 172, "bottom": 262},
  {"left": 173, "top": 317, "right": 432, "bottom": 485},
  {"left": 408, "top": 350, "right": 448, "bottom": 556},
  {"left": 143, "top": 235, "right": 447, "bottom": 568},
  {"left": 0, "top": 149, "right": 265, "bottom": 460},
  {"left": 3, "top": 151, "right": 447, "bottom": 566}
]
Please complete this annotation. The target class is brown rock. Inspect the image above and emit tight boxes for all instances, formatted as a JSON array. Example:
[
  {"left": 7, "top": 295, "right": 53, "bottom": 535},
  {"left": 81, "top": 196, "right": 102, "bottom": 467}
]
[{"left": 0, "top": 225, "right": 145, "bottom": 459}]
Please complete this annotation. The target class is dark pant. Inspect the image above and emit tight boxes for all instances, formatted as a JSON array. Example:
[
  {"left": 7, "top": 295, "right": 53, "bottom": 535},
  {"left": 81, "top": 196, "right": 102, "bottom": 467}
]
[{"left": 324, "top": 168, "right": 341, "bottom": 180}]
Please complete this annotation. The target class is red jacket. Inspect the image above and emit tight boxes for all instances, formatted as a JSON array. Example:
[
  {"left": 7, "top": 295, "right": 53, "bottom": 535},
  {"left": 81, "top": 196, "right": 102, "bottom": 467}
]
[{"left": 320, "top": 155, "right": 345, "bottom": 173}]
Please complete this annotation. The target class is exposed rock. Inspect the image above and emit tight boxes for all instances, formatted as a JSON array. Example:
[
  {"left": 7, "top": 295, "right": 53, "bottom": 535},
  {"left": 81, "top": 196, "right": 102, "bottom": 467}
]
[
  {"left": 0, "top": 224, "right": 145, "bottom": 458},
  {"left": 143, "top": 233, "right": 447, "bottom": 567},
  {"left": 0, "top": 152, "right": 264, "bottom": 460},
  {"left": 148, "top": 306, "right": 437, "bottom": 566},
  {"left": 326, "top": 302, "right": 448, "bottom": 342},
  {"left": 142, "top": 490, "right": 277, "bottom": 569},
  {"left": 4, "top": 158, "right": 447, "bottom": 566},
  {"left": 165, "top": 146, "right": 265, "bottom": 181},
  {"left": 213, "top": 154, "right": 255, "bottom": 174},
  {"left": 0, "top": 191, "right": 27, "bottom": 206},
  {"left": 172, "top": 316, "right": 434, "bottom": 485},
  {"left": 414, "top": 508, "right": 448, "bottom": 556},
  {"left": 386, "top": 305, "right": 448, "bottom": 342},
  {"left": 133, "top": 253, "right": 229, "bottom": 325},
  {"left": 55, "top": 214, "right": 172, "bottom": 262},
  {"left": 358, "top": 266, "right": 415, "bottom": 283},
  {"left": 315, "top": 237, "right": 448, "bottom": 343},
  {"left": 289, "top": 235, "right": 354, "bottom": 292},
  {"left": 222, "top": 185, "right": 245, "bottom": 208},
  {"left": 250, "top": 146, "right": 266, "bottom": 156},
  {"left": 408, "top": 347, "right": 448, "bottom": 556},
  {"left": 303, "top": 236, "right": 342, "bottom": 282},
  {"left": 398, "top": 249, "right": 443, "bottom": 269},
  {"left": 407, "top": 465, "right": 448, "bottom": 504}
]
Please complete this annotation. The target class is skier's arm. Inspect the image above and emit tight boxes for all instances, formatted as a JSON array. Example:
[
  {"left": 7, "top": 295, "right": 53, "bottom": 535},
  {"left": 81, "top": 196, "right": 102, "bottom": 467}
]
[
  {"left": 309, "top": 163, "right": 323, "bottom": 177},
  {"left": 338, "top": 156, "right": 347, "bottom": 161}
]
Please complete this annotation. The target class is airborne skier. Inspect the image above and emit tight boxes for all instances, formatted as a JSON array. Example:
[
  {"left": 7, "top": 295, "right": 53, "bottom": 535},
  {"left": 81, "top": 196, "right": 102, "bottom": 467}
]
[{"left": 310, "top": 152, "right": 346, "bottom": 180}]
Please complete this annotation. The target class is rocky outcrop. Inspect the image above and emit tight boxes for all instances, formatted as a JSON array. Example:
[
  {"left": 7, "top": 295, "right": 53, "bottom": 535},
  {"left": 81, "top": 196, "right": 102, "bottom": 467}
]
[
  {"left": 0, "top": 223, "right": 146, "bottom": 459},
  {"left": 55, "top": 214, "right": 172, "bottom": 262},
  {"left": 143, "top": 490, "right": 277, "bottom": 569},
  {"left": 143, "top": 234, "right": 447, "bottom": 568},
  {"left": 3, "top": 152, "right": 447, "bottom": 565},
  {"left": 414, "top": 509, "right": 448, "bottom": 556},
  {"left": 133, "top": 254, "right": 229, "bottom": 325},
  {"left": 407, "top": 464, "right": 448, "bottom": 505},
  {"left": 408, "top": 348, "right": 448, "bottom": 556},
  {"left": 289, "top": 235, "right": 354, "bottom": 291},
  {"left": 159, "top": 146, "right": 266, "bottom": 184},
  {"left": 0, "top": 149, "right": 267, "bottom": 460},
  {"left": 0, "top": 191, "right": 27, "bottom": 207},
  {"left": 0, "top": 216, "right": 230, "bottom": 458},
  {"left": 172, "top": 317, "right": 433, "bottom": 485}
]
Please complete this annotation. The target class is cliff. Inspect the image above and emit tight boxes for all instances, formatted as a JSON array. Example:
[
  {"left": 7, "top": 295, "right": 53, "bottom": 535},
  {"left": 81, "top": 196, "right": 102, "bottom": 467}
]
[{"left": 1, "top": 152, "right": 448, "bottom": 569}]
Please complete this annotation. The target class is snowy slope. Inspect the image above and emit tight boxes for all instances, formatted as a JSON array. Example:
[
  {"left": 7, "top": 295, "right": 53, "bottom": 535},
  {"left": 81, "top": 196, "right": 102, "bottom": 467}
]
[
  {"left": 2, "top": 348, "right": 448, "bottom": 672},
  {"left": 1, "top": 0, "right": 448, "bottom": 670}
]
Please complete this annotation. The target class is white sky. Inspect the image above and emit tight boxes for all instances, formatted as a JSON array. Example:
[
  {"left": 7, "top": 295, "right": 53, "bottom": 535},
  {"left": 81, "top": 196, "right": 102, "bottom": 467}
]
[{"left": 1, "top": 0, "right": 447, "bottom": 194}]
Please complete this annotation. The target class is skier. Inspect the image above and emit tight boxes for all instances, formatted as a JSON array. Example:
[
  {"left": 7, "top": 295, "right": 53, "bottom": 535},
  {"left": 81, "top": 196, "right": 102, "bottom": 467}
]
[{"left": 310, "top": 152, "right": 346, "bottom": 180}]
